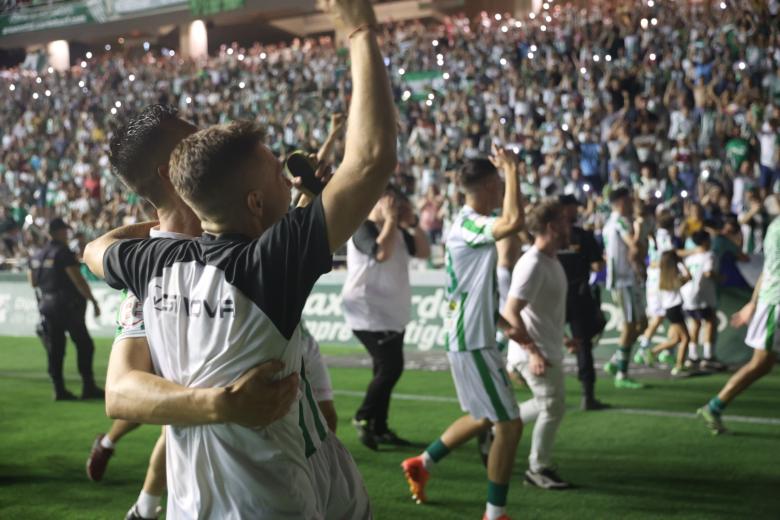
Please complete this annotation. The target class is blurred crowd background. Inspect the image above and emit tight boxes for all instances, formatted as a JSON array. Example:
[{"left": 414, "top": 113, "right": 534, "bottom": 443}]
[{"left": 1, "top": 0, "right": 778, "bottom": 275}]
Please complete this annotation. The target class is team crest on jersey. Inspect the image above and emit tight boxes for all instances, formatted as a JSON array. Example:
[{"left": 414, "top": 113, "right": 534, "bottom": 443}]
[{"left": 118, "top": 295, "right": 144, "bottom": 329}]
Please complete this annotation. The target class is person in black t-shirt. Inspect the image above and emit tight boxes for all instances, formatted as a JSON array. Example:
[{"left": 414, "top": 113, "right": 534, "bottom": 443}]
[
  {"left": 557, "top": 196, "right": 609, "bottom": 410},
  {"left": 28, "top": 218, "right": 103, "bottom": 401}
]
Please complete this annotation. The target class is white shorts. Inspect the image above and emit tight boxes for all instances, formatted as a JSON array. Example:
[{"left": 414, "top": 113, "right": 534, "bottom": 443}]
[
  {"left": 309, "top": 434, "right": 372, "bottom": 520},
  {"left": 612, "top": 286, "right": 647, "bottom": 324},
  {"left": 645, "top": 269, "right": 665, "bottom": 318},
  {"left": 745, "top": 301, "right": 779, "bottom": 352},
  {"left": 448, "top": 348, "right": 519, "bottom": 423}
]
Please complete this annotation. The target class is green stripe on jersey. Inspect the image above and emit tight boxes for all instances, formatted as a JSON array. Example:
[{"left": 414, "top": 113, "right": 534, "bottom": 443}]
[
  {"left": 301, "top": 359, "right": 328, "bottom": 442},
  {"left": 462, "top": 218, "right": 487, "bottom": 235},
  {"left": 114, "top": 289, "right": 130, "bottom": 337},
  {"left": 766, "top": 305, "right": 777, "bottom": 352},
  {"left": 471, "top": 349, "right": 509, "bottom": 422},
  {"left": 457, "top": 292, "right": 468, "bottom": 351},
  {"left": 298, "top": 401, "right": 316, "bottom": 458}
]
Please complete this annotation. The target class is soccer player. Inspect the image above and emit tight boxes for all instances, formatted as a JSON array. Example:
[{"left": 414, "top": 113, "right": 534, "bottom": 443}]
[
  {"left": 84, "top": 0, "right": 395, "bottom": 514},
  {"left": 602, "top": 187, "right": 647, "bottom": 388},
  {"left": 503, "top": 199, "right": 576, "bottom": 490},
  {"left": 402, "top": 149, "right": 525, "bottom": 520},
  {"left": 698, "top": 215, "right": 780, "bottom": 435}
]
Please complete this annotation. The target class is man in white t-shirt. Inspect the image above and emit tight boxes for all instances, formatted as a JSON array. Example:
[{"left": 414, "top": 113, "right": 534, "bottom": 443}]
[
  {"left": 602, "top": 187, "right": 647, "bottom": 389},
  {"left": 504, "top": 199, "right": 574, "bottom": 490},
  {"left": 402, "top": 151, "right": 525, "bottom": 520}
]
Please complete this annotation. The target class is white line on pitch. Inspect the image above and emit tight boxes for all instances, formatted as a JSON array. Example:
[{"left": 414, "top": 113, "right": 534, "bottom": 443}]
[{"left": 332, "top": 390, "right": 780, "bottom": 426}]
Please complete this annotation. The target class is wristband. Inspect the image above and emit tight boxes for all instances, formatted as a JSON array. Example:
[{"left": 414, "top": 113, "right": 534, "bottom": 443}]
[{"left": 348, "top": 23, "right": 377, "bottom": 39}]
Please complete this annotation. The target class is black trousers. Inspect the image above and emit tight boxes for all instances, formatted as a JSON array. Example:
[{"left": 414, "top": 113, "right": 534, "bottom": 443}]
[
  {"left": 570, "top": 319, "right": 596, "bottom": 394},
  {"left": 353, "top": 329, "right": 405, "bottom": 433},
  {"left": 40, "top": 299, "right": 96, "bottom": 391}
]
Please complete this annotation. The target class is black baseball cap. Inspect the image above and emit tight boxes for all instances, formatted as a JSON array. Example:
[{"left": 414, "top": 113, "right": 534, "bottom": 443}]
[{"left": 49, "top": 218, "right": 70, "bottom": 233}]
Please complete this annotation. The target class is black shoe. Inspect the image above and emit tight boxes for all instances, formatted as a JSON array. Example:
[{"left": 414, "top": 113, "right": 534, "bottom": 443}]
[
  {"left": 701, "top": 358, "right": 727, "bottom": 372},
  {"left": 524, "top": 468, "right": 572, "bottom": 490},
  {"left": 581, "top": 397, "right": 611, "bottom": 411},
  {"left": 81, "top": 386, "right": 105, "bottom": 400},
  {"left": 54, "top": 389, "right": 78, "bottom": 401},
  {"left": 375, "top": 429, "right": 412, "bottom": 446},
  {"left": 476, "top": 427, "right": 494, "bottom": 467},
  {"left": 351, "top": 418, "right": 378, "bottom": 451}
]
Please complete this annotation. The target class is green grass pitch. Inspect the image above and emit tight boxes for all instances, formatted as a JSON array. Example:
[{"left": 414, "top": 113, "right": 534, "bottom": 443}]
[{"left": 0, "top": 336, "right": 778, "bottom": 519}]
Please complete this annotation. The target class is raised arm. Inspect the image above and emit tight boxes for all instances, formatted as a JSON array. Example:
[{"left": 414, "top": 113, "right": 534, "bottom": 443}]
[
  {"left": 83, "top": 221, "right": 157, "bottom": 279},
  {"left": 490, "top": 148, "right": 524, "bottom": 241},
  {"left": 320, "top": 0, "right": 397, "bottom": 252}
]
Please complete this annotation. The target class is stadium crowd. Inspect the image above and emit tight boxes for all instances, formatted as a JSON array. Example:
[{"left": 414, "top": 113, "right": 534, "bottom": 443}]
[{"left": 1, "top": 0, "right": 779, "bottom": 271}]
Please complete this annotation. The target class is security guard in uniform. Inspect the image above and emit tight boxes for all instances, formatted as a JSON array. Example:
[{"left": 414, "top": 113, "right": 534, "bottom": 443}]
[
  {"left": 29, "top": 218, "right": 103, "bottom": 401},
  {"left": 557, "top": 196, "right": 609, "bottom": 410}
]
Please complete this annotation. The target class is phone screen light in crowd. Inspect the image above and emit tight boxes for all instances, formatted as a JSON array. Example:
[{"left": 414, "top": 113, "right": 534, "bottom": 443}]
[
  {"left": 227, "top": 48, "right": 234, "bottom": 55},
  {"left": 32, "top": 92, "right": 39, "bottom": 100},
  {"left": 500, "top": 58, "right": 508, "bottom": 66},
  {"left": 515, "top": 21, "right": 523, "bottom": 28},
  {"left": 583, "top": 183, "right": 591, "bottom": 193},
  {"left": 605, "top": 54, "right": 612, "bottom": 62},
  {"left": 655, "top": 190, "right": 663, "bottom": 199},
  {"left": 44, "top": 90, "right": 51, "bottom": 97},
  {"left": 530, "top": 44, "right": 538, "bottom": 52},
  {"left": 640, "top": 18, "right": 649, "bottom": 30},
  {"left": 541, "top": 25, "right": 547, "bottom": 32},
  {"left": 115, "top": 101, "right": 122, "bottom": 108},
  {"left": 442, "top": 72, "right": 450, "bottom": 80},
  {"left": 543, "top": 2, "right": 550, "bottom": 9},
  {"left": 86, "top": 51, "right": 93, "bottom": 59},
  {"left": 527, "top": 52, "right": 535, "bottom": 59},
  {"left": 561, "top": 123, "right": 569, "bottom": 131},
  {"left": 647, "top": 0, "right": 655, "bottom": 6},
  {"left": 425, "top": 99, "right": 433, "bottom": 107},
  {"left": 238, "top": 54, "right": 245, "bottom": 61},
  {"left": 702, "top": 169, "right": 711, "bottom": 180},
  {"left": 47, "top": 67, "right": 54, "bottom": 74},
  {"left": 580, "top": 67, "right": 587, "bottom": 75},
  {"left": 738, "top": 61, "right": 746, "bottom": 70},
  {"left": 78, "top": 80, "right": 85, "bottom": 88},
  {"left": 500, "top": 117, "right": 507, "bottom": 125},
  {"left": 143, "top": 42, "right": 150, "bottom": 51},
  {"left": 529, "top": 12, "right": 536, "bottom": 19},
  {"left": 593, "top": 54, "right": 600, "bottom": 62},
  {"left": 169, "top": 50, "right": 175, "bottom": 57},
  {"left": 8, "top": 84, "right": 15, "bottom": 91},
  {"left": 186, "top": 96, "right": 192, "bottom": 104},
  {"left": 681, "top": 190, "right": 688, "bottom": 199},
  {"left": 494, "top": 13, "right": 502, "bottom": 21},
  {"left": 118, "top": 37, "right": 125, "bottom": 44},
  {"left": 501, "top": 26, "right": 508, "bottom": 33},
  {"left": 80, "top": 61, "right": 87, "bottom": 68},
  {"left": 128, "top": 74, "right": 135, "bottom": 82},
  {"left": 105, "top": 44, "right": 111, "bottom": 51},
  {"left": 512, "top": 145, "right": 520, "bottom": 154},
  {"left": 545, "top": 15, "right": 552, "bottom": 23},
  {"left": 402, "top": 90, "right": 411, "bottom": 101},
  {"left": 398, "top": 67, "right": 406, "bottom": 75},
  {"left": 82, "top": 87, "right": 88, "bottom": 93},
  {"left": 238, "top": 81, "right": 246, "bottom": 89},
  {"left": 720, "top": 1, "right": 727, "bottom": 9},
  {"left": 649, "top": 53, "right": 657, "bottom": 61},
  {"left": 35, "top": 77, "right": 42, "bottom": 84},
  {"left": 260, "top": 52, "right": 267, "bottom": 60},
  {"left": 427, "top": 93, "right": 435, "bottom": 100},
  {"left": 651, "top": 18, "right": 658, "bottom": 26},
  {"left": 436, "top": 53, "right": 444, "bottom": 61},
  {"left": 110, "top": 107, "right": 117, "bottom": 115},
  {"left": 432, "top": 39, "right": 439, "bottom": 47}
]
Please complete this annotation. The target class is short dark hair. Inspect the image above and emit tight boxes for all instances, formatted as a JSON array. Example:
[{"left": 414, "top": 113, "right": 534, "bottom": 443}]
[
  {"left": 609, "top": 186, "right": 631, "bottom": 204},
  {"left": 458, "top": 158, "right": 497, "bottom": 191},
  {"left": 527, "top": 198, "right": 563, "bottom": 236},
  {"left": 692, "top": 230, "right": 711, "bottom": 246},
  {"left": 108, "top": 104, "right": 190, "bottom": 207},
  {"left": 170, "top": 120, "right": 265, "bottom": 215}
]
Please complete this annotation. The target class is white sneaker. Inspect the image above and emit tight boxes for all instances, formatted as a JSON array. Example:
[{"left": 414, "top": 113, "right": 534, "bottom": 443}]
[{"left": 524, "top": 468, "right": 572, "bottom": 490}]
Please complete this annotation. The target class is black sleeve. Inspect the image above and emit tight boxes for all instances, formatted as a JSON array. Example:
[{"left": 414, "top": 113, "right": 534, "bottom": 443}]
[
  {"left": 248, "top": 196, "right": 333, "bottom": 339},
  {"left": 584, "top": 230, "right": 603, "bottom": 264},
  {"left": 55, "top": 245, "right": 79, "bottom": 270},
  {"left": 352, "top": 221, "right": 379, "bottom": 258},
  {"left": 400, "top": 228, "right": 416, "bottom": 256},
  {"left": 103, "top": 238, "right": 185, "bottom": 300}
]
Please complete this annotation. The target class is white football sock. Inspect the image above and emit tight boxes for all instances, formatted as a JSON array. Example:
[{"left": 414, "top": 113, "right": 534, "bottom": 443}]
[
  {"left": 688, "top": 343, "right": 699, "bottom": 361},
  {"left": 136, "top": 491, "right": 161, "bottom": 519},
  {"left": 703, "top": 342, "right": 713, "bottom": 359},
  {"left": 100, "top": 436, "right": 115, "bottom": 450},
  {"left": 485, "top": 503, "right": 506, "bottom": 520}
]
